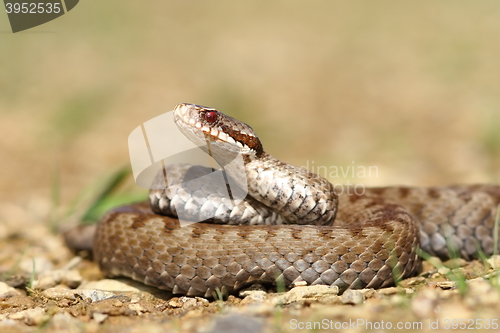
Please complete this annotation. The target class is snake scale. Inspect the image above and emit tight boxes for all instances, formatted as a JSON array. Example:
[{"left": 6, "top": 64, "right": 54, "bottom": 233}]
[{"left": 93, "top": 103, "right": 500, "bottom": 297}]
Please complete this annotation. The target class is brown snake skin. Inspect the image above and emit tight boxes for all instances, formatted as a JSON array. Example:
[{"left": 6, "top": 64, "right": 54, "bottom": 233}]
[{"left": 94, "top": 104, "right": 500, "bottom": 297}]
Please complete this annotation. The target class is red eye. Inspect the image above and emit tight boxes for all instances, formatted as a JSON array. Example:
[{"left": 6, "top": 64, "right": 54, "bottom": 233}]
[{"left": 205, "top": 111, "right": 217, "bottom": 123}]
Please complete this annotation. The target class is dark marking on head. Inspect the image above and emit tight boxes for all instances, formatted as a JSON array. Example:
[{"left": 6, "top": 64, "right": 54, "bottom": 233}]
[{"left": 219, "top": 123, "right": 264, "bottom": 155}]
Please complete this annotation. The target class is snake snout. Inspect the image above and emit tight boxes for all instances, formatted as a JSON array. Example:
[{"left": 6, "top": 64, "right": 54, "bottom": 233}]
[{"left": 173, "top": 103, "right": 263, "bottom": 155}]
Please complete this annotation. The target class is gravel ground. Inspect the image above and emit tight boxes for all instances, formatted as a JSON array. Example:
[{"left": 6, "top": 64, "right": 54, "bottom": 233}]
[{"left": 1, "top": 198, "right": 500, "bottom": 333}]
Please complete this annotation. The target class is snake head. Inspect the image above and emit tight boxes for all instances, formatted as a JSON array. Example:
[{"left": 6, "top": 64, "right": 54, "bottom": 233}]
[{"left": 173, "top": 103, "right": 264, "bottom": 157}]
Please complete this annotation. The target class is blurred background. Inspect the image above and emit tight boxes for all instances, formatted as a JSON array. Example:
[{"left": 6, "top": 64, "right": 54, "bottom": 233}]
[{"left": 1, "top": 1, "right": 499, "bottom": 210}]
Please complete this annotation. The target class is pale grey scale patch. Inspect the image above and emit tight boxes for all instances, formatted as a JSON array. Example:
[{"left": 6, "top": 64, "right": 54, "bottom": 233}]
[
  {"left": 184, "top": 197, "right": 203, "bottom": 214},
  {"left": 287, "top": 189, "right": 316, "bottom": 220},
  {"left": 162, "top": 196, "right": 179, "bottom": 215},
  {"left": 228, "top": 205, "right": 245, "bottom": 221},
  {"left": 175, "top": 188, "right": 190, "bottom": 202},
  {"left": 199, "top": 200, "right": 216, "bottom": 218},
  {"left": 214, "top": 203, "right": 231, "bottom": 219},
  {"left": 295, "top": 187, "right": 320, "bottom": 211},
  {"left": 275, "top": 179, "right": 294, "bottom": 206},
  {"left": 210, "top": 127, "right": 219, "bottom": 138},
  {"left": 255, "top": 170, "right": 275, "bottom": 199},
  {"left": 237, "top": 205, "right": 259, "bottom": 224},
  {"left": 265, "top": 178, "right": 286, "bottom": 205},
  {"left": 249, "top": 215, "right": 264, "bottom": 225}
]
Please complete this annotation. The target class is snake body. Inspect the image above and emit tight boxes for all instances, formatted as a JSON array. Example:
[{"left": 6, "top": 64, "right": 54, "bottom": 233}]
[{"left": 94, "top": 104, "right": 500, "bottom": 297}]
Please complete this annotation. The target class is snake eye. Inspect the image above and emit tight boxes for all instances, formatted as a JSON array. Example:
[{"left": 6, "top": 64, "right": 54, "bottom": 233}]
[{"left": 205, "top": 111, "right": 218, "bottom": 123}]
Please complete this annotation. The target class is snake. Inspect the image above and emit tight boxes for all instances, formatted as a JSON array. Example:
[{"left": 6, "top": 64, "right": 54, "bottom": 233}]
[{"left": 92, "top": 103, "right": 500, "bottom": 298}]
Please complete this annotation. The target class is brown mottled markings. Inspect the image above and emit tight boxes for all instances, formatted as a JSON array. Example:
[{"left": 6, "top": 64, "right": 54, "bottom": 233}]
[
  {"left": 347, "top": 226, "right": 364, "bottom": 238},
  {"left": 290, "top": 228, "right": 303, "bottom": 240},
  {"left": 131, "top": 214, "right": 148, "bottom": 229},
  {"left": 370, "top": 207, "right": 410, "bottom": 226},
  {"left": 369, "top": 188, "right": 386, "bottom": 196},
  {"left": 363, "top": 196, "right": 390, "bottom": 208},
  {"left": 348, "top": 193, "right": 364, "bottom": 203},
  {"left": 485, "top": 187, "right": 500, "bottom": 202},
  {"left": 190, "top": 227, "right": 204, "bottom": 239},
  {"left": 398, "top": 187, "right": 410, "bottom": 198},
  {"left": 104, "top": 211, "right": 120, "bottom": 225},
  {"left": 479, "top": 210, "right": 493, "bottom": 228},
  {"left": 159, "top": 217, "right": 182, "bottom": 232},
  {"left": 427, "top": 188, "right": 440, "bottom": 199},
  {"left": 236, "top": 230, "right": 249, "bottom": 240}
]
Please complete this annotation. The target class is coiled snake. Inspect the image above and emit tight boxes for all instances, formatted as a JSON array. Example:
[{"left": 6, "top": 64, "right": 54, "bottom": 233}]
[{"left": 94, "top": 103, "right": 500, "bottom": 297}]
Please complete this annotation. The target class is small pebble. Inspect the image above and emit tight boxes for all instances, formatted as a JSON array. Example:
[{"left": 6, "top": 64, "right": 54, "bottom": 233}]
[
  {"left": 62, "top": 270, "right": 83, "bottom": 288},
  {"left": 239, "top": 283, "right": 267, "bottom": 294},
  {"left": 377, "top": 287, "right": 410, "bottom": 295},
  {"left": 424, "top": 256, "right": 444, "bottom": 269},
  {"left": 280, "top": 285, "right": 339, "bottom": 304},
  {"left": 358, "top": 288, "right": 377, "bottom": 298},
  {"left": 466, "top": 278, "right": 490, "bottom": 293},
  {"left": 34, "top": 274, "right": 57, "bottom": 290},
  {"left": 443, "top": 258, "right": 467, "bottom": 268},
  {"left": 437, "top": 266, "right": 450, "bottom": 275},
  {"left": 404, "top": 276, "right": 426, "bottom": 286},
  {"left": 0, "top": 282, "right": 22, "bottom": 299},
  {"left": 465, "top": 278, "right": 500, "bottom": 308},
  {"left": 8, "top": 307, "right": 47, "bottom": 326},
  {"left": 437, "top": 302, "right": 471, "bottom": 322},
  {"left": 19, "top": 257, "right": 53, "bottom": 275},
  {"left": 77, "top": 289, "right": 118, "bottom": 303},
  {"left": 128, "top": 303, "right": 145, "bottom": 315},
  {"left": 32, "top": 269, "right": 82, "bottom": 290},
  {"left": 61, "top": 256, "right": 83, "bottom": 270},
  {"left": 293, "top": 281, "right": 308, "bottom": 287},
  {"left": 42, "top": 287, "right": 77, "bottom": 300},
  {"left": 341, "top": 290, "right": 364, "bottom": 305},
  {"left": 168, "top": 297, "right": 209, "bottom": 310},
  {"left": 48, "top": 312, "right": 83, "bottom": 330},
  {"left": 92, "top": 312, "right": 108, "bottom": 324},
  {"left": 436, "top": 281, "right": 456, "bottom": 289},
  {"left": 487, "top": 255, "right": 500, "bottom": 268},
  {"left": 240, "top": 290, "right": 267, "bottom": 305},
  {"left": 410, "top": 288, "right": 439, "bottom": 318}
]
